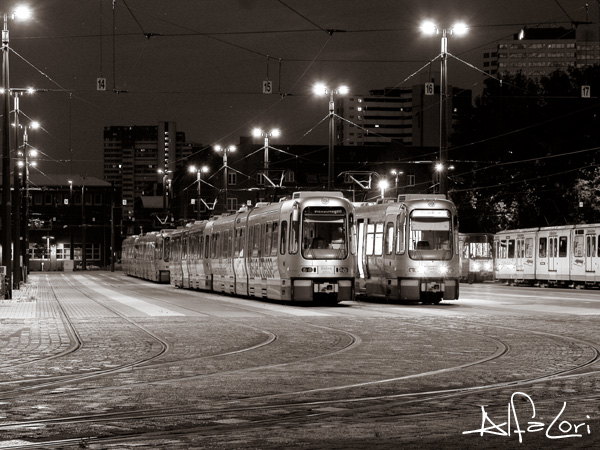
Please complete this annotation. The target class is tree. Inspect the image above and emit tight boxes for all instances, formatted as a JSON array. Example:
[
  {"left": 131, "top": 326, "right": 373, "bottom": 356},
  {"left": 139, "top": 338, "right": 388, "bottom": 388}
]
[{"left": 450, "top": 66, "right": 600, "bottom": 231}]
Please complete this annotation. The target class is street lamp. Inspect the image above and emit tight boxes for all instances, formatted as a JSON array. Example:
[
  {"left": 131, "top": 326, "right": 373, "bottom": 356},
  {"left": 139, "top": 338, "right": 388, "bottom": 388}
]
[
  {"left": 157, "top": 168, "right": 172, "bottom": 211},
  {"left": 252, "top": 128, "right": 280, "bottom": 171},
  {"left": 214, "top": 145, "right": 236, "bottom": 212},
  {"left": 378, "top": 179, "right": 389, "bottom": 200},
  {"left": 421, "top": 20, "right": 468, "bottom": 196},
  {"left": 314, "top": 83, "right": 349, "bottom": 191},
  {"left": 2, "top": 6, "right": 32, "bottom": 297},
  {"left": 16, "top": 119, "right": 39, "bottom": 283},
  {"left": 390, "top": 169, "right": 403, "bottom": 198},
  {"left": 189, "top": 165, "right": 208, "bottom": 220}
]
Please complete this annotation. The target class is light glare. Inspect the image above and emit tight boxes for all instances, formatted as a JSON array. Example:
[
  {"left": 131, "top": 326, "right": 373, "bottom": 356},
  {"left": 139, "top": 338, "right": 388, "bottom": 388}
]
[
  {"left": 420, "top": 20, "right": 437, "bottom": 35},
  {"left": 452, "top": 22, "right": 468, "bottom": 36}
]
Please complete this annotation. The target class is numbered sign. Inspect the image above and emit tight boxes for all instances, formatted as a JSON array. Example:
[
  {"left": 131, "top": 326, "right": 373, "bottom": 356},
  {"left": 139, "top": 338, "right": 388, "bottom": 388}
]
[
  {"left": 97, "top": 77, "right": 107, "bottom": 91},
  {"left": 425, "top": 82, "right": 434, "bottom": 96},
  {"left": 122, "top": 199, "right": 127, "bottom": 206},
  {"left": 263, "top": 79, "right": 272, "bottom": 94},
  {"left": 581, "top": 85, "right": 591, "bottom": 98}
]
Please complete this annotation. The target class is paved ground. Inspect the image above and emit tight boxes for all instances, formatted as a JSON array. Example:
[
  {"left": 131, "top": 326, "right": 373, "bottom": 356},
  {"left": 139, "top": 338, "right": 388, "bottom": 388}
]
[{"left": 0, "top": 272, "right": 599, "bottom": 449}]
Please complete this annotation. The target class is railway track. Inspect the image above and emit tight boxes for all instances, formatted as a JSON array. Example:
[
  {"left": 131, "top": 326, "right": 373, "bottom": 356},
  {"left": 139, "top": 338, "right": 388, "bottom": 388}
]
[{"left": 0, "top": 274, "right": 599, "bottom": 449}]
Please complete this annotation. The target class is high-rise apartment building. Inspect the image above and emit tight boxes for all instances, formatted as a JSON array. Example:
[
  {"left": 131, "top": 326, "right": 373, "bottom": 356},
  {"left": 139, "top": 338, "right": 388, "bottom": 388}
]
[
  {"left": 483, "top": 26, "right": 600, "bottom": 78},
  {"left": 103, "top": 122, "right": 192, "bottom": 220},
  {"left": 338, "top": 85, "right": 471, "bottom": 147}
]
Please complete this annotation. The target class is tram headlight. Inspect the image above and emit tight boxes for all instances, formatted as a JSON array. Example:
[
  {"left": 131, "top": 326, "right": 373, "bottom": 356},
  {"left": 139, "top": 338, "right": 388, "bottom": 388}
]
[
  {"left": 484, "top": 262, "right": 493, "bottom": 271},
  {"left": 472, "top": 262, "right": 480, "bottom": 271},
  {"left": 438, "top": 264, "right": 449, "bottom": 275},
  {"left": 416, "top": 265, "right": 426, "bottom": 275}
]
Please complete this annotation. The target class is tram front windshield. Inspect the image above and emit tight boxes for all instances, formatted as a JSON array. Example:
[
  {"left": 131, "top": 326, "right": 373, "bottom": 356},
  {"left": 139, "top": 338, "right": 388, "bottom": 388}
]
[
  {"left": 468, "top": 236, "right": 492, "bottom": 259},
  {"left": 408, "top": 209, "right": 452, "bottom": 260},
  {"left": 302, "top": 207, "right": 348, "bottom": 260}
]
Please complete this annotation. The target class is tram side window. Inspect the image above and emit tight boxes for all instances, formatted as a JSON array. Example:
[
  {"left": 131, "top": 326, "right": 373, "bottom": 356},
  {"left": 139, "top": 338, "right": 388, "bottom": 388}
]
[
  {"left": 280, "top": 221, "right": 288, "bottom": 255},
  {"left": 271, "top": 221, "right": 279, "bottom": 256},
  {"left": 385, "top": 222, "right": 394, "bottom": 255},
  {"left": 234, "top": 227, "right": 244, "bottom": 257},
  {"left": 252, "top": 224, "right": 261, "bottom": 257},
  {"left": 366, "top": 223, "right": 375, "bottom": 256},
  {"left": 289, "top": 213, "right": 299, "bottom": 254},
  {"left": 539, "top": 237, "right": 547, "bottom": 257},
  {"left": 525, "top": 238, "right": 533, "bottom": 258},
  {"left": 396, "top": 213, "right": 405, "bottom": 254},
  {"left": 374, "top": 223, "right": 384, "bottom": 256},
  {"left": 574, "top": 235, "right": 584, "bottom": 258},
  {"left": 559, "top": 236, "right": 568, "bottom": 257},
  {"left": 507, "top": 239, "right": 515, "bottom": 258},
  {"left": 225, "top": 229, "right": 232, "bottom": 259},
  {"left": 264, "top": 222, "right": 272, "bottom": 256}
]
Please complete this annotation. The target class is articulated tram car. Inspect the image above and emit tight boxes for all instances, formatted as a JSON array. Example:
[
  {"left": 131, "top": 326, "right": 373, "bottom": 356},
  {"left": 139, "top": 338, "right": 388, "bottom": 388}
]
[
  {"left": 162, "top": 191, "right": 356, "bottom": 303},
  {"left": 122, "top": 230, "right": 173, "bottom": 283},
  {"left": 353, "top": 194, "right": 460, "bottom": 304},
  {"left": 458, "top": 233, "right": 494, "bottom": 283},
  {"left": 494, "top": 223, "right": 600, "bottom": 287}
]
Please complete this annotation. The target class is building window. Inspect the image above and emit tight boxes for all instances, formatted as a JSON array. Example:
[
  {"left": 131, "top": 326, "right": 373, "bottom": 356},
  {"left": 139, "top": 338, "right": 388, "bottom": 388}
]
[
  {"left": 228, "top": 172, "right": 237, "bottom": 186},
  {"left": 407, "top": 173, "right": 415, "bottom": 186},
  {"left": 227, "top": 197, "right": 238, "bottom": 212}
]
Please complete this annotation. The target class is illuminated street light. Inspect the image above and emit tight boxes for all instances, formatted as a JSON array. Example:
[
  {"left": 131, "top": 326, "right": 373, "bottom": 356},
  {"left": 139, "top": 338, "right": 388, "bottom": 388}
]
[
  {"left": 157, "top": 168, "right": 173, "bottom": 211},
  {"left": 2, "top": 7, "right": 32, "bottom": 297},
  {"left": 17, "top": 119, "right": 39, "bottom": 283},
  {"left": 189, "top": 165, "right": 208, "bottom": 220},
  {"left": 420, "top": 20, "right": 468, "bottom": 196},
  {"left": 252, "top": 128, "right": 280, "bottom": 171},
  {"left": 378, "top": 179, "right": 389, "bottom": 200},
  {"left": 214, "top": 145, "right": 236, "bottom": 212},
  {"left": 390, "top": 169, "right": 403, "bottom": 198},
  {"left": 313, "top": 83, "right": 349, "bottom": 191}
]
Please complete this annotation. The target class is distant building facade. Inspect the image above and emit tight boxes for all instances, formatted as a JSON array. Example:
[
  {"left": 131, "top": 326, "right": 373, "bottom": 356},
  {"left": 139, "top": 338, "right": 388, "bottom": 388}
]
[
  {"left": 483, "top": 26, "right": 600, "bottom": 78},
  {"left": 338, "top": 85, "right": 471, "bottom": 148},
  {"left": 103, "top": 122, "right": 194, "bottom": 224}
]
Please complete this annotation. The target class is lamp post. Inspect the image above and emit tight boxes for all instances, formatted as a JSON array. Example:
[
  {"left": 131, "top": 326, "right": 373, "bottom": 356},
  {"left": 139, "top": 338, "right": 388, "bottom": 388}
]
[
  {"left": 378, "top": 179, "right": 389, "bottom": 200},
  {"left": 157, "top": 168, "right": 172, "bottom": 211},
  {"left": 214, "top": 145, "right": 235, "bottom": 213},
  {"left": 2, "top": 6, "right": 31, "bottom": 297},
  {"left": 189, "top": 165, "right": 208, "bottom": 220},
  {"left": 17, "top": 120, "right": 38, "bottom": 283},
  {"left": 420, "top": 20, "right": 467, "bottom": 196},
  {"left": 313, "top": 83, "right": 349, "bottom": 191},
  {"left": 390, "top": 169, "right": 403, "bottom": 198},
  {"left": 252, "top": 128, "right": 280, "bottom": 171}
]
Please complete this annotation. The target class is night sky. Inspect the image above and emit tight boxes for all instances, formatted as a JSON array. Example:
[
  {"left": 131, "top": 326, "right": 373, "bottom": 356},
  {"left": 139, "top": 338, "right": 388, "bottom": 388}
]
[{"left": 6, "top": 0, "right": 594, "bottom": 179}]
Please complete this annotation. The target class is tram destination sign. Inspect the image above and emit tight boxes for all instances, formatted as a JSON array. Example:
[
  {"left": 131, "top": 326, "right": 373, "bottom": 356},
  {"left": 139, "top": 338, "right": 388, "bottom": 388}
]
[{"left": 307, "top": 207, "right": 345, "bottom": 215}]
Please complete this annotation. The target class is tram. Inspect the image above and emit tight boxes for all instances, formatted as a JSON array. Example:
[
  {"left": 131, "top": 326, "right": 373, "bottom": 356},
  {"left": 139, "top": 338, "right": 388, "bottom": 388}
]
[
  {"left": 458, "top": 233, "right": 494, "bottom": 283},
  {"left": 122, "top": 229, "right": 173, "bottom": 283},
  {"left": 353, "top": 194, "right": 460, "bottom": 304},
  {"left": 124, "top": 191, "right": 357, "bottom": 303},
  {"left": 494, "top": 223, "right": 600, "bottom": 288}
]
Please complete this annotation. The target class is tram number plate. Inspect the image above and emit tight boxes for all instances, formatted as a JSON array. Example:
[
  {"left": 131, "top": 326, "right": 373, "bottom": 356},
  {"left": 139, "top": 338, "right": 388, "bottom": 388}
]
[
  {"left": 421, "top": 282, "right": 444, "bottom": 292},
  {"left": 320, "top": 266, "right": 334, "bottom": 274}
]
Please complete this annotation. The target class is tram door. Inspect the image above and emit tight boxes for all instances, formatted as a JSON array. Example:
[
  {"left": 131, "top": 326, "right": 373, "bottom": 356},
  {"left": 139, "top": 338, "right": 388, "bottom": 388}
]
[
  {"left": 516, "top": 237, "right": 525, "bottom": 273},
  {"left": 586, "top": 234, "right": 596, "bottom": 274},
  {"left": 356, "top": 219, "right": 368, "bottom": 280},
  {"left": 548, "top": 236, "right": 558, "bottom": 273}
]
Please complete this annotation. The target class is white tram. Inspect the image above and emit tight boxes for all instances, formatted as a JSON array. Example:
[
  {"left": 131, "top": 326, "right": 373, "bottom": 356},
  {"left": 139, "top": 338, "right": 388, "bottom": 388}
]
[
  {"left": 458, "top": 233, "right": 494, "bottom": 283},
  {"left": 494, "top": 223, "right": 600, "bottom": 287},
  {"left": 122, "top": 230, "right": 173, "bottom": 283},
  {"left": 353, "top": 194, "right": 460, "bottom": 304},
  {"left": 152, "top": 191, "right": 356, "bottom": 303}
]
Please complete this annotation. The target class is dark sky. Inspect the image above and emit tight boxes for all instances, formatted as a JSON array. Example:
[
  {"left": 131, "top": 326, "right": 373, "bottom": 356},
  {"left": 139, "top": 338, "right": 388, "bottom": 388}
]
[{"left": 6, "top": 0, "right": 595, "bottom": 179}]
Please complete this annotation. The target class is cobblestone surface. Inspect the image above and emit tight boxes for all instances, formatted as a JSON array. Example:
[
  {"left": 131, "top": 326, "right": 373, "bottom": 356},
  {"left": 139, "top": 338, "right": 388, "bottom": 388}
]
[{"left": 0, "top": 273, "right": 598, "bottom": 449}]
